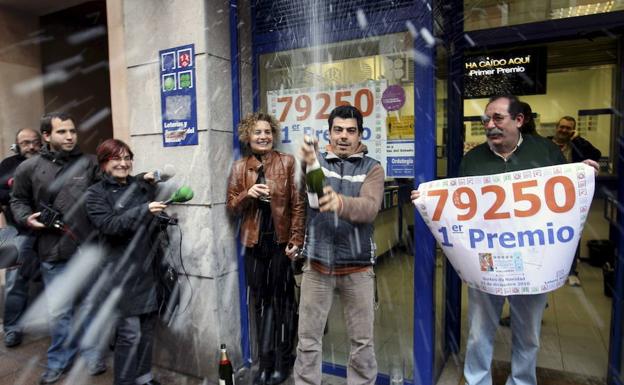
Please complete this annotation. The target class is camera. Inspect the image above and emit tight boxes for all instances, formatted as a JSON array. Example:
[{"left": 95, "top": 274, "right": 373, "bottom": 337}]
[{"left": 38, "top": 202, "right": 65, "bottom": 229}]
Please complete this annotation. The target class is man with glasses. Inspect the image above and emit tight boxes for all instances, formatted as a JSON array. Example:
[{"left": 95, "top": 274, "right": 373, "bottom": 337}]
[
  {"left": 0, "top": 128, "right": 41, "bottom": 348},
  {"left": 461, "top": 95, "right": 566, "bottom": 385},
  {"left": 10, "top": 112, "right": 105, "bottom": 384}
]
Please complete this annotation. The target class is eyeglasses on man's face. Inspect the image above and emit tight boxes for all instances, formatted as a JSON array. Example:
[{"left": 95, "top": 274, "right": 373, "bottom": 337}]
[
  {"left": 18, "top": 140, "right": 41, "bottom": 147},
  {"left": 481, "top": 113, "right": 510, "bottom": 125}
]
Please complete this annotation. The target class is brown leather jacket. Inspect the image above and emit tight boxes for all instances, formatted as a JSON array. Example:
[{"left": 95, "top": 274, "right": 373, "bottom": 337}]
[{"left": 226, "top": 150, "right": 305, "bottom": 248}]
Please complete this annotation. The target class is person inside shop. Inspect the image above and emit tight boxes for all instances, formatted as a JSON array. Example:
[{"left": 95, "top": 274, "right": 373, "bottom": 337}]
[
  {"left": 294, "top": 105, "right": 385, "bottom": 385},
  {"left": 0, "top": 127, "right": 42, "bottom": 348},
  {"left": 411, "top": 95, "right": 568, "bottom": 385},
  {"left": 86, "top": 138, "right": 167, "bottom": 385},
  {"left": 226, "top": 112, "right": 305, "bottom": 385},
  {"left": 550, "top": 115, "right": 601, "bottom": 286}
]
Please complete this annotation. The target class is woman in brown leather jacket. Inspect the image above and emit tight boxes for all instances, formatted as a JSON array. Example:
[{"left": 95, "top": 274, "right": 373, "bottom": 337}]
[{"left": 226, "top": 112, "right": 305, "bottom": 385}]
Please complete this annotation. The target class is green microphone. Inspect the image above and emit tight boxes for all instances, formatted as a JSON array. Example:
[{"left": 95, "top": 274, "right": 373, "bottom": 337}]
[{"left": 164, "top": 186, "right": 194, "bottom": 204}]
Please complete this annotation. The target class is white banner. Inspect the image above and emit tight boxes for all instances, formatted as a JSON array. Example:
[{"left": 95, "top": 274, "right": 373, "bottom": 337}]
[
  {"left": 414, "top": 163, "right": 595, "bottom": 295},
  {"left": 267, "top": 81, "right": 387, "bottom": 168}
]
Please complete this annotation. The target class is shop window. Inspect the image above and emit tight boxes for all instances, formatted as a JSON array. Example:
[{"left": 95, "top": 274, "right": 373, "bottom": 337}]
[
  {"left": 464, "top": 0, "right": 623, "bottom": 30},
  {"left": 258, "top": 31, "right": 417, "bottom": 380}
]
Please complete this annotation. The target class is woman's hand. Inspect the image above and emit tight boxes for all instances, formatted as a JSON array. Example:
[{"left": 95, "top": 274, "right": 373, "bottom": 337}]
[
  {"left": 285, "top": 243, "right": 300, "bottom": 260},
  {"left": 248, "top": 184, "right": 270, "bottom": 199},
  {"left": 148, "top": 201, "right": 167, "bottom": 214},
  {"left": 411, "top": 190, "right": 420, "bottom": 201}
]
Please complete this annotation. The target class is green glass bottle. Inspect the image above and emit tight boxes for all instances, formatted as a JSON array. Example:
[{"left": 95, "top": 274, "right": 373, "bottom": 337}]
[{"left": 306, "top": 159, "right": 325, "bottom": 199}]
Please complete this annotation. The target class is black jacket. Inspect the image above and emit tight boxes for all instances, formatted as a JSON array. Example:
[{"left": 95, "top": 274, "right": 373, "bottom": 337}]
[
  {"left": 86, "top": 175, "right": 160, "bottom": 316},
  {"left": 10, "top": 146, "right": 99, "bottom": 262},
  {"left": 548, "top": 135, "right": 602, "bottom": 163},
  {"left": 570, "top": 136, "right": 601, "bottom": 163},
  {"left": 0, "top": 154, "right": 27, "bottom": 225}
]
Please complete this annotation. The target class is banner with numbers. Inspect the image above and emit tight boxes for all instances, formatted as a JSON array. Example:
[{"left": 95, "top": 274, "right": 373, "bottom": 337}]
[
  {"left": 267, "top": 81, "right": 388, "bottom": 172},
  {"left": 413, "top": 163, "right": 595, "bottom": 295}
]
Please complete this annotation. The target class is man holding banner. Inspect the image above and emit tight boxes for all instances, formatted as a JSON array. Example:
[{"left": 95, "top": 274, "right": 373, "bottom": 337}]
[{"left": 412, "top": 95, "right": 597, "bottom": 385}]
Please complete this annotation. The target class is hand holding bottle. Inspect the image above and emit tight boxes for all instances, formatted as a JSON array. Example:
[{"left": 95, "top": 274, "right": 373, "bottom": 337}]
[
  {"left": 299, "top": 135, "right": 319, "bottom": 166},
  {"left": 248, "top": 184, "right": 270, "bottom": 199},
  {"left": 319, "top": 186, "right": 342, "bottom": 213},
  {"left": 285, "top": 242, "right": 300, "bottom": 260}
]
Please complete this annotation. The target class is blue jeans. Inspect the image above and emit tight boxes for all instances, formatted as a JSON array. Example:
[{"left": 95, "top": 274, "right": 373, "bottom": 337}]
[
  {"left": 4, "top": 234, "right": 37, "bottom": 333},
  {"left": 464, "top": 288, "right": 548, "bottom": 385},
  {"left": 114, "top": 313, "right": 156, "bottom": 385},
  {"left": 40, "top": 261, "right": 101, "bottom": 371},
  {"left": 3, "top": 268, "right": 29, "bottom": 333}
]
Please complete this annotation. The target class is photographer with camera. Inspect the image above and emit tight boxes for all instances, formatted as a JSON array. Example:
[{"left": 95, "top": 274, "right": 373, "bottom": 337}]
[
  {"left": 86, "top": 139, "right": 167, "bottom": 385},
  {"left": 0, "top": 128, "right": 41, "bottom": 348},
  {"left": 10, "top": 112, "right": 105, "bottom": 384}
]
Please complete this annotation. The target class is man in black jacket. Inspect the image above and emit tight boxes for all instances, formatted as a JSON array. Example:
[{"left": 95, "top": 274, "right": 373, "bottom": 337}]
[
  {"left": 10, "top": 112, "right": 105, "bottom": 384},
  {"left": 551, "top": 115, "right": 601, "bottom": 286},
  {"left": 1, "top": 127, "right": 41, "bottom": 348}
]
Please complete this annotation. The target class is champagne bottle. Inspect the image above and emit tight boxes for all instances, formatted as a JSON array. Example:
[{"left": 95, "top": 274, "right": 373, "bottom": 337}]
[
  {"left": 306, "top": 159, "right": 325, "bottom": 199},
  {"left": 219, "top": 344, "right": 235, "bottom": 385}
]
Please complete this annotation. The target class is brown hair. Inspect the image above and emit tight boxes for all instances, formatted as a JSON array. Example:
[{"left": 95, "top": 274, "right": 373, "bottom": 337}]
[{"left": 237, "top": 112, "right": 280, "bottom": 146}]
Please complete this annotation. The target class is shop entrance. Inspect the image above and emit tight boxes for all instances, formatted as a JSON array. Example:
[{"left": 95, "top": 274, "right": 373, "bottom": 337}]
[{"left": 441, "top": 33, "right": 624, "bottom": 385}]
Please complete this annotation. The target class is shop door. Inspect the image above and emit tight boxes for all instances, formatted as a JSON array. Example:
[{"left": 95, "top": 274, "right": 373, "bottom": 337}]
[{"left": 444, "top": 35, "right": 624, "bottom": 384}]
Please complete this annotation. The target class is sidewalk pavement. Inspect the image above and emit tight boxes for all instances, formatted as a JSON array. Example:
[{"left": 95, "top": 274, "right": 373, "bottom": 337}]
[{"left": 0, "top": 329, "right": 208, "bottom": 385}]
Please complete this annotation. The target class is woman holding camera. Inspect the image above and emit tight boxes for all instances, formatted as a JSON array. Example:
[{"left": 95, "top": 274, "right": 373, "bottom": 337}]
[
  {"left": 86, "top": 139, "right": 166, "bottom": 385},
  {"left": 227, "top": 112, "right": 305, "bottom": 385}
]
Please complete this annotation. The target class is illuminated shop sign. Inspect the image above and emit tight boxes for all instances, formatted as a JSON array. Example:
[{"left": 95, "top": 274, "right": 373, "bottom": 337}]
[{"left": 463, "top": 47, "right": 547, "bottom": 99}]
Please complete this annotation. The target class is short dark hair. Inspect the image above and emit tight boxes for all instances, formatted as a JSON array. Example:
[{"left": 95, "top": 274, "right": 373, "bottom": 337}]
[
  {"left": 96, "top": 139, "right": 134, "bottom": 170},
  {"left": 328, "top": 105, "right": 363, "bottom": 133},
  {"left": 40, "top": 112, "right": 75, "bottom": 136},
  {"left": 487, "top": 95, "right": 524, "bottom": 119},
  {"left": 519, "top": 101, "right": 537, "bottom": 135},
  {"left": 559, "top": 116, "right": 576, "bottom": 128}
]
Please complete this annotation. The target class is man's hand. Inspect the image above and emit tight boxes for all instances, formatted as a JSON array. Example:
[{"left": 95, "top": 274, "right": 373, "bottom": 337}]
[
  {"left": 411, "top": 190, "right": 420, "bottom": 201},
  {"left": 298, "top": 135, "right": 319, "bottom": 166},
  {"left": 248, "top": 184, "right": 270, "bottom": 199},
  {"left": 143, "top": 172, "right": 156, "bottom": 183},
  {"left": 148, "top": 202, "right": 167, "bottom": 214},
  {"left": 319, "top": 186, "right": 342, "bottom": 213},
  {"left": 285, "top": 243, "right": 299, "bottom": 260},
  {"left": 582, "top": 159, "right": 600, "bottom": 173},
  {"left": 26, "top": 212, "right": 45, "bottom": 229}
]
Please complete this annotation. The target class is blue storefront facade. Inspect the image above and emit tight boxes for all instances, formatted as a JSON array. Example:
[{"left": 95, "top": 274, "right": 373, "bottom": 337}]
[{"left": 228, "top": 1, "right": 624, "bottom": 384}]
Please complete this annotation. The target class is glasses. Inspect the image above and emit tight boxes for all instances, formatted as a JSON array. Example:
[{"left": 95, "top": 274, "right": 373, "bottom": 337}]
[
  {"left": 481, "top": 113, "right": 510, "bottom": 125},
  {"left": 18, "top": 140, "right": 41, "bottom": 147},
  {"left": 109, "top": 155, "right": 133, "bottom": 162}
]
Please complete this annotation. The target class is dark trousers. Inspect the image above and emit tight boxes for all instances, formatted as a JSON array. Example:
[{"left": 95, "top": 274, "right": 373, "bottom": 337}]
[
  {"left": 245, "top": 241, "right": 297, "bottom": 371},
  {"left": 114, "top": 313, "right": 156, "bottom": 385}
]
